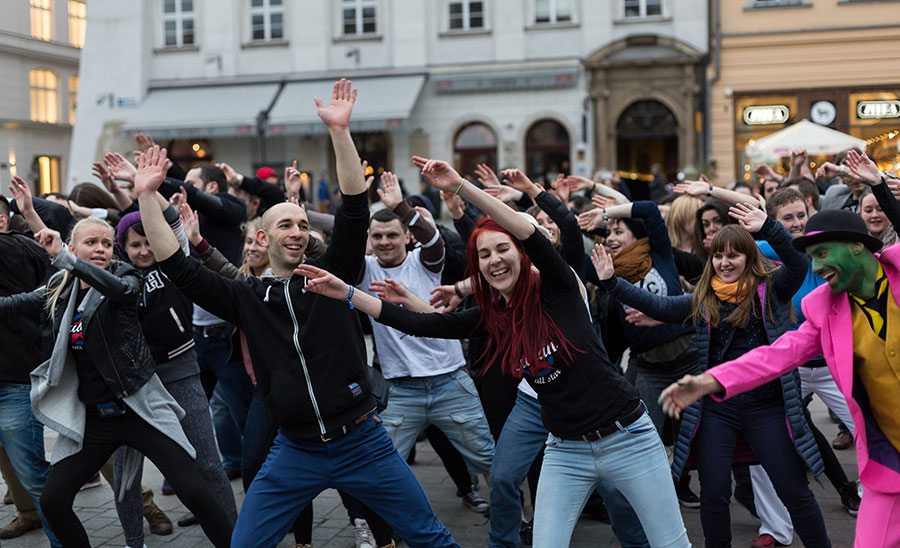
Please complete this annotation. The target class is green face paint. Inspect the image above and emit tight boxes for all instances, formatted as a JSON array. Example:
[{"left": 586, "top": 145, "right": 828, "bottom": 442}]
[{"left": 806, "top": 241, "right": 872, "bottom": 295}]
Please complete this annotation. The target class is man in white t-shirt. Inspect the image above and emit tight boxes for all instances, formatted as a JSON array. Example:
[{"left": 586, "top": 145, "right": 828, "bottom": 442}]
[{"left": 361, "top": 173, "right": 494, "bottom": 509}]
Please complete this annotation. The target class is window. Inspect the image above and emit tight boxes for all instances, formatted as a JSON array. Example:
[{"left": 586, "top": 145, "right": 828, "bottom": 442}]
[
  {"left": 342, "top": 0, "right": 377, "bottom": 36},
  {"left": 623, "top": 0, "right": 663, "bottom": 18},
  {"left": 525, "top": 120, "right": 570, "bottom": 182},
  {"left": 249, "top": 0, "right": 284, "bottom": 42},
  {"left": 449, "top": 1, "right": 484, "bottom": 30},
  {"left": 68, "top": 0, "right": 87, "bottom": 47},
  {"left": 30, "top": 69, "right": 59, "bottom": 124},
  {"left": 534, "top": 0, "right": 572, "bottom": 24},
  {"left": 453, "top": 122, "right": 497, "bottom": 179},
  {"left": 30, "top": 0, "right": 53, "bottom": 41},
  {"left": 68, "top": 75, "right": 78, "bottom": 125},
  {"left": 35, "top": 156, "right": 61, "bottom": 195},
  {"left": 161, "top": 0, "right": 195, "bottom": 48}
]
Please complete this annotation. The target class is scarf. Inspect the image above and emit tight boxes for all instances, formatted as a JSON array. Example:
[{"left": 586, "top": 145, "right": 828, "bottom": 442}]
[
  {"left": 613, "top": 238, "right": 652, "bottom": 283},
  {"left": 710, "top": 275, "right": 751, "bottom": 304}
]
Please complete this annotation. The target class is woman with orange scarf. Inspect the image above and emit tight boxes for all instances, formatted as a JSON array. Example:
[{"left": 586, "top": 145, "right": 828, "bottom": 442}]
[{"left": 591, "top": 204, "right": 831, "bottom": 548}]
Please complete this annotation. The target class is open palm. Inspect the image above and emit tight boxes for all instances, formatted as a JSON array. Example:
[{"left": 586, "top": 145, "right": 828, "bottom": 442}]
[{"left": 314, "top": 79, "right": 357, "bottom": 131}]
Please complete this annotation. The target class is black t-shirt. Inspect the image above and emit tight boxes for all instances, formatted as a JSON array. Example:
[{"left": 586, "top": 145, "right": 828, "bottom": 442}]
[{"left": 70, "top": 287, "right": 117, "bottom": 405}]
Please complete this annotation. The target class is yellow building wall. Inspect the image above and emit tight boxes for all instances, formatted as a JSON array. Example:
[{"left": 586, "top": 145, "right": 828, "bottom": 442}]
[{"left": 709, "top": 2, "right": 900, "bottom": 181}]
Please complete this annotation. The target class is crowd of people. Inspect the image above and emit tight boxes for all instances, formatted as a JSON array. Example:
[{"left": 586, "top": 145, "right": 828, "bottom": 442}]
[{"left": 0, "top": 79, "right": 897, "bottom": 548}]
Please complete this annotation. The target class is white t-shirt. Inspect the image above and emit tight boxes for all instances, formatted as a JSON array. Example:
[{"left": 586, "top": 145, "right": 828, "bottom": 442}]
[{"left": 362, "top": 249, "right": 466, "bottom": 379}]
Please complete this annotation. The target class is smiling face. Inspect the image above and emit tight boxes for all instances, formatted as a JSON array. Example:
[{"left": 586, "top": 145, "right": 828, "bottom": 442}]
[
  {"left": 712, "top": 244, "right": 747, "bottom": 283},
  {"left": 259, "top": 203, "right": 309, "bottom": 273},
  {"left": 701, "top": 209, "right": 724, "bottom": 243},
  {"left": 71, "top": 224, "right": 114, "bottom": 269},
  {"left": 476, "top": 230, "right": 522, "bottom": 300},
  {"left": 368, "top": 218, "right": 410, "bottom": 268},
  {"left": 860, "top": 193, "right": 887, "bottom": 237},
  {"left": 534, "top": 210, "right": 560, "bottom": 246},
  {"left": 773, "top": 199, "right": 808, "bottom": 240},
  {"left": 242, "top": 231, "right": 269, "bottom": 271},
  {"left": 605, "top": 219, "right": 636, "bottom": 258},
  {"left": 807, "top": 241, "right": 864, "bottom": 293},
  {"left": 124, "top": 229, "right": 155, "bottom": 269}
]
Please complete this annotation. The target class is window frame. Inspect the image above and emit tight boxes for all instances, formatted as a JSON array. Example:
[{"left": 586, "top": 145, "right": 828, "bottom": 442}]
[
  {"left": 29, "top": 69, "right": 59, "bottom": 124},
  {"left": 159, "top": 0, "right": 196, "bottom": 49},
  {"left": 621, "top": 0, "right": 667, "bottom": 19},
  {"left": 533, "top": 0, "right": 574, "bottom": 25},
  {"left": 341, "top": 0, "right": 378, "bottom": 37},
  {"left": 30, "top": 0, "right": 53, "bottom": 42},
  {"left": 447, "top": 0, "right": 486, "bottom": 32},
  {"left": 68, "top": 0, "right": 87, "bottom": 47},
  {"left": 248, "top": 0, "right": 286, "bottom": 43}
]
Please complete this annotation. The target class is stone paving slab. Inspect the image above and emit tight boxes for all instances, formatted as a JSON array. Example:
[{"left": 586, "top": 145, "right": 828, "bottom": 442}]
[{"left": 0, "top": 400, "right": 857, "bottom": 547}]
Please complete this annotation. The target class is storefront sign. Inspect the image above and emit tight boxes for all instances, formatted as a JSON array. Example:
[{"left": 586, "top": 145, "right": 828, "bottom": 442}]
[
  {"left": 857, "top": 100, "right": 900, "bottom": 120},
  {"left": 742, "top": 105, "right": 790, "bottom": 126},
  {"left": 433, "top": 69, "right": 578, "bottom": 94}
]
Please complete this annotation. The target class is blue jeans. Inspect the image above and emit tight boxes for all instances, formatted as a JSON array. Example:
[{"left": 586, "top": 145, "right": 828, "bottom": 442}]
[
  {"left": 696, "top": 394, "right": 830, "bottom": 548},
  {"left": 533, "top": 412, "right": 689, "bottom": 548},
  {"left": 380, "top": 368, "right": 494, "bottom": 474},
  {"left": 0, "top": 383, "right": 61, "bottom": 547},
  {"left": 232, "top": 416, "right": 459, "bottom": 547},
  {"left": 490, "top": 391, "right": 648, "bottom": 548}
]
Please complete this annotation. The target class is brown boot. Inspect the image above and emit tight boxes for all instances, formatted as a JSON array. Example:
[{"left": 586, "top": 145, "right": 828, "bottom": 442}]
[
  {"left": 143, "top": 501, "right": 173, "bottom": 535},
  {"left": 0, "top": 513, "right": 42, "bottom": 539}
]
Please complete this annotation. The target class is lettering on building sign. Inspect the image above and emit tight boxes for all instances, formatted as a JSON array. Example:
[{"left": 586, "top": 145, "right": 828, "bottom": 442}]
[
  {"left": 743, "top": 105, "right": 790, "bottom": 126},
  {"left": 857, "top": 100, "right": 900, "bottom": 120}
]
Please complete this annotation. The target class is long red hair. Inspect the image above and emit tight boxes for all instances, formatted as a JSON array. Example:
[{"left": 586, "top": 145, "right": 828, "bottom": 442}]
[{"left": 466, "top": 218, "right": 577, "bottom": 378}]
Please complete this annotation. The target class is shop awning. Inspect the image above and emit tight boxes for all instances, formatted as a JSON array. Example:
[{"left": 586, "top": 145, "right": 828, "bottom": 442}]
[
  {"left": 745, "top": 119, "right": 867, "bottom": 162},
  {"left": 120, "top": 83, "right": 280, "bottom": 139},
  {"left": 268, "top": 75, "right": 426, "bottom": 135}
]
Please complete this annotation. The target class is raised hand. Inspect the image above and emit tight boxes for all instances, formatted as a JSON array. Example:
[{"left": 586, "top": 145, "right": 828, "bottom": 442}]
[
  {"left": 170, "top": 186, "right": 189, "bottom": 209},
  {"left": 429, "top": 284, "right": 462, "bottom": 313},
  {"left": 659, "top": 375, "right": 705, "bottom": 420},
  {"left": 844, "top": 150, "right": 880, "bottom": 185},
  {"left": 729, "top": 202, "right": 766, "bottom": 233},
  {"left": 625, "top": 309, "right": 663, "bottom": 328},
  {"left": 177, "top": 202, "right": 202, "bottom": 245},
  {"left": 440, "top": 190, "right": 465, "bottom": 220},
  {"left": 563, "top": 174, "right": 595, "bottom": 192},
  {"left": 590, "top": 244, "right": 615, "bottom": 281},
  {"left": 754, "top": 164, "right": 781, "bottom": 182},
  {"left": 9, "top": 176, "right": 36, "bottom": 215},
  {"left": 104, "top": 152, "right": 137, "bottom": 184},
  {"left": 34, "top": 227, "right": 63, "bottom": 258},
  {"left": 314, "top": 78, "right": 357, "bottom": 131},
  {"left": 554, "top": 174, "right": 571, "bottom": 203},
  {"left": 815, "top": 161, "right": 842, "bottom": 181},
  {"left": 414, "top": 205, "right": 435, "bottom": 228},
  {"left": 284, "top": 160, "right": 301, "bottom": 197},
  {"left": 92, "top": 162, "right": 117, "bottom": 193},
  {"left": 294, "top": 263, "right": 350, "bottom": 300},
  {"left": 412, "top": 156, "right": 463, "bottom": 193},
  {"left": 578, "top": 208, "right": 605, "bottom": 232},
  {"left": 216, "top": 162, "right": 239, "bottom": 184},
  {"left": 483, "top": 185, "right": 523, "bottom": 204},
  {"left": 135, "top": 132, "right": 156, "bottom": 153},
  {"left": 133, "top": 145, "right": 169, "bottom": 197},
  {"left": 591, "top": 195, "right": 618, "bottom": 209},
  {"left": 790, "top": 148, "right": 808, "bottom": 169},
  {"left": 377, "top": 171, "right": 403, "bottom": 209},
  {"left": 474, "top": 163, "right": 500, "bottom": 187},
  {"left": 500, "top": 169, "right": 538, "bottom": 195},
  {"left": 369, "top": 278, "right": 411, "bottom": 306},
  {"left": 673, "top": 180, "right": 710, "bottom": 197}
]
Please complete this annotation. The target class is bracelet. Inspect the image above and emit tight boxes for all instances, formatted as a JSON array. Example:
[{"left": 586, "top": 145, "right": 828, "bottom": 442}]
[
  {"left": 454, "top": 282, "right": 464, "bottom": 299},
  {"left": 707, "top": 184, "right": 714, "bottom": 197},
  {"left": 346, "top": 285, "right": 356, "bottom": 310},
  {"left": 452, "top": 179, "right": 465, "bottom": 196},
  {"left": 601, "top": 208, "right": 609, "bottom": 223}
]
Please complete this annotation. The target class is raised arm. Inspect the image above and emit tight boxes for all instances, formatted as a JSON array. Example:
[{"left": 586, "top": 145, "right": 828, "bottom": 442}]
[
  {"left": 378, "top": 171, "right": 444, "bottom": 273},
  {"left": 845, "top": 150, "right": 900, "bottom": 231},
  {"left": 9, "top": 176, "right": 48, "bottom": 233},
  {"left": 534, "top": 190, "right": 584, "bottom": 275},
  {"left": 674, "top": 179, "right": 762, "bottom": 208},
  {"left": 316, "top": 79, "right": 367, "bottom": 197}
]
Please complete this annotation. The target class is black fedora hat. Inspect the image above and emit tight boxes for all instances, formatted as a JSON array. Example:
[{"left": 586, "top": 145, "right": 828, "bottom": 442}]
[{"left": 793, "top": 209, "right": 883, "bottom": 253}]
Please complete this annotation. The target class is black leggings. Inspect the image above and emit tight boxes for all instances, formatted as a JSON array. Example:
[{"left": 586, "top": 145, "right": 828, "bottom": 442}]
[{"left": 41, "top": 410, "right": 232, "bottom": 548}]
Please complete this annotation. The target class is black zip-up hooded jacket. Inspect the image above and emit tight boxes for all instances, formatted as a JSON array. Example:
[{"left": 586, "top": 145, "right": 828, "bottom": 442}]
[{"left": 158, "top": 191, "right": 374, "bottom": 439}]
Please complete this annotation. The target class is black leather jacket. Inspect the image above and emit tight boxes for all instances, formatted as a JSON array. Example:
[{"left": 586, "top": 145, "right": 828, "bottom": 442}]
[{"left": 0, "top": 250, "right": 155, "bottom": 398}]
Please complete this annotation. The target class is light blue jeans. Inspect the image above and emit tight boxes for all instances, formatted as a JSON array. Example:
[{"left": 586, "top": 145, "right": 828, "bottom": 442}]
[
  {"left": 533, "top": 412, "right": 690, "bottom": 548},
  {"left": 380, "top": 368, "right": 494, "bottom": 474}
]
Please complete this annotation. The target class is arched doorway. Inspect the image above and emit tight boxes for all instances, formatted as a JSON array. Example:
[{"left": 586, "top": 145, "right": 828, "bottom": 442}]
[
  {"left": 453, "top": 122, "right": 497, "bottom": 178},
  {"left": 616, "top": 100, "right": 679, "bottom": 180},
  {"left": 525, "top": 119, "right": 570, "bottom": 183}
]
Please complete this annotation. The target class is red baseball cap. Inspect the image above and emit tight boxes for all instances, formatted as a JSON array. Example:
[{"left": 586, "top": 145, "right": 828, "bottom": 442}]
[{"left": 256, "top": 166, "right": 278, "bottom": 180}]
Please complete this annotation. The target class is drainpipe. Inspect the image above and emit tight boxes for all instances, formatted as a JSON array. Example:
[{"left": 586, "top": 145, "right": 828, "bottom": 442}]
[
  {"left": 257, "top": 80, "right": 287, "bottom": 164},
  {"left": 704, "top": 0, "right": 722, "bottom": 164}
]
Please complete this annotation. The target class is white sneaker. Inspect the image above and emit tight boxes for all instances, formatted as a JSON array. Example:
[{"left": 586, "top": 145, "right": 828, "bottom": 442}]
[{"left": 353, "top": 518, "right": 374, "bottom": 548}]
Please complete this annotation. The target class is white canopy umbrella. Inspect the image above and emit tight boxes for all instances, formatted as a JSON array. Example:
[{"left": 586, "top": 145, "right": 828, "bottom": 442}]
[{"left": 745, "top": 119, "right": 866, "bottom": 162}]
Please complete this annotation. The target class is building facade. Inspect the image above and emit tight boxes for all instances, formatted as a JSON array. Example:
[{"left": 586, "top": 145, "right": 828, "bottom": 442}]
[
  {"left": 70, "top": 0, "right": 707, "bottom": 197},
  {"left": 0, "top": 0, "right": 83, "bottom": 196},
  {"left": 708, "top": 0, "right": 900, "bottom": 183}
]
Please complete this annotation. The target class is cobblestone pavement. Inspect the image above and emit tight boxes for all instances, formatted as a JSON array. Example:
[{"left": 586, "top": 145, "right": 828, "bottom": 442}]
[{"left": 0, "top": 400, "right": 858, "bottom": 547}]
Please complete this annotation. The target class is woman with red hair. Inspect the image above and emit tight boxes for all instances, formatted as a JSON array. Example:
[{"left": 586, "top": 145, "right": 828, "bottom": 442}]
[{"left": 295, "top": 157, "right": 689, "bottom": 548}]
